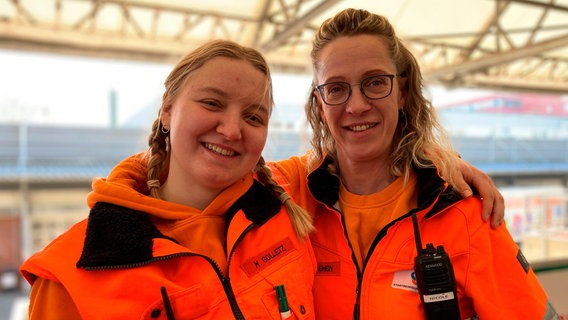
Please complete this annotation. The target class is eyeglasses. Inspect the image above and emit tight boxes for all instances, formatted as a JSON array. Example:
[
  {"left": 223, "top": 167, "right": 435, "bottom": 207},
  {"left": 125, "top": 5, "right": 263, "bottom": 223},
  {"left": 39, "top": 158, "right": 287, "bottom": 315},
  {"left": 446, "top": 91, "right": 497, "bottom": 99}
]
[{"left": 316, "top": 74, "right": 397, "bottom": 105}]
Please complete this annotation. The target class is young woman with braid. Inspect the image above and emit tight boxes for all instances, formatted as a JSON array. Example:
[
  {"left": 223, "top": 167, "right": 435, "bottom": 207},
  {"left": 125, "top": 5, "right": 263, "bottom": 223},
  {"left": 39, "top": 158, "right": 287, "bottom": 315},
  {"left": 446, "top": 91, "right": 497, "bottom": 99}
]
[{"left": 20, "top": 40, "right": 316, "bottom": 319}]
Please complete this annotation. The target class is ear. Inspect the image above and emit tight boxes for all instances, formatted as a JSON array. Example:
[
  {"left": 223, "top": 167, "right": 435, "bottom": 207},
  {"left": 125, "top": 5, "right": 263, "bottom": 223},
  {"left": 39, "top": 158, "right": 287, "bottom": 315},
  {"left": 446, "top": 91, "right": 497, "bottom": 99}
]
[
  {"left": 160, "top": 102, "right": 173, "bottom": 129},
  {"left": 312, "top": 90, "right": 327, "bottom": 122},
  {"left": 397, "top": 76, "right": 408, "bottom": 109}
]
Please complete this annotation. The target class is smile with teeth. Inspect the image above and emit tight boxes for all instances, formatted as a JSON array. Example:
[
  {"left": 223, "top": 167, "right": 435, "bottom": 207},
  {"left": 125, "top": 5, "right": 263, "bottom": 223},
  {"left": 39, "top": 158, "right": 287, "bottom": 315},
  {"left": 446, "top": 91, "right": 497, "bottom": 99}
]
[
  {"left": 204, "top": 143, "right": 236, "bottom": 156},
  {"left": 347, "top": 123, "right": 376, "bottom": 132}
]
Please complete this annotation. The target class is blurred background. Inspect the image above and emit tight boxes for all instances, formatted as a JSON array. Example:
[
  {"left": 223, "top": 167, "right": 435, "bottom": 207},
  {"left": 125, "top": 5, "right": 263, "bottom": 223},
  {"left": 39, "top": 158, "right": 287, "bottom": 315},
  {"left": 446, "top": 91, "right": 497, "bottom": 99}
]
[{"left": 1, "top": 0, "right": 567, "bottom": 318}]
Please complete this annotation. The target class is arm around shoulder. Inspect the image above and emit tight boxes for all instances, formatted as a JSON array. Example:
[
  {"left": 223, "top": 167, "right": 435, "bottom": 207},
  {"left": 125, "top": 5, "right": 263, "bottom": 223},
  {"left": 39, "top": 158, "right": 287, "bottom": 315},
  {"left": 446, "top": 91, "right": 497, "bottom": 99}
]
[{"left": 453, "top": 157, "right": 505, "bottom": 228}]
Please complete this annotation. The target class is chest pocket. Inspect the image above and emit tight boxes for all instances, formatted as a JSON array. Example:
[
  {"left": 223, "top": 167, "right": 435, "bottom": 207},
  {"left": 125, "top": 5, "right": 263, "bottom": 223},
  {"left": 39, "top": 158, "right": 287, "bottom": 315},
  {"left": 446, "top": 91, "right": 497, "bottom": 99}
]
[{"left": 141, "top": 284, "right": 217, "bottom": 320}]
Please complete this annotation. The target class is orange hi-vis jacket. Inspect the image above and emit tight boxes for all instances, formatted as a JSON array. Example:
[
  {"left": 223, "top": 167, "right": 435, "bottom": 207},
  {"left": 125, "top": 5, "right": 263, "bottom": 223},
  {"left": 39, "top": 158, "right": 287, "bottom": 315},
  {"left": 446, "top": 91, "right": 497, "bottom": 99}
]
[
  {"left": 21, "top": 154, "right": 317, "bottom": 320},
  {"left": 270, "top": 154, "right": 559, "bottom": 320}
]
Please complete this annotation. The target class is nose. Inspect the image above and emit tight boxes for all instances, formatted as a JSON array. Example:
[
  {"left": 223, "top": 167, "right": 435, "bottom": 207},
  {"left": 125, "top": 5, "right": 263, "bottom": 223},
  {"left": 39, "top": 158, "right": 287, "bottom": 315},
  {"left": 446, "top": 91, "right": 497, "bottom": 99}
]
[
  {"left": 217, "top": 112, "right": 242, "bottom": 140},
  {"left": 345, "top": 87, "right": 372, "bottom": 115}
]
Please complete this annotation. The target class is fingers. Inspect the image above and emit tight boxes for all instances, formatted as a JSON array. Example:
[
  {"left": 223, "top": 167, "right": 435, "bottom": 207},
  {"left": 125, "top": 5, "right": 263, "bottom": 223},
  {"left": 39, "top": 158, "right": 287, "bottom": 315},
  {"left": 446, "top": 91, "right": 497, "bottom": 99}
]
[
  {"left": 480, "top": 194, "right": 493, "bottom": 223},
  {"left": 490, "top": 192, "right": 505, "bottom": 229},
  {"left": 452, "top": 156, "right": 505, "bottom": 229},
  {"left": 479, "top": 182, "right": 505, "bottom": 228},
  {"left": 454, "top": 158, "right": 474, "bottom": 198},
  {"left": 458, "top": 158, "right": 505, "bottom": 229},
  {"left": 458, "top": 187, "right": 473, "bottom": 199}
]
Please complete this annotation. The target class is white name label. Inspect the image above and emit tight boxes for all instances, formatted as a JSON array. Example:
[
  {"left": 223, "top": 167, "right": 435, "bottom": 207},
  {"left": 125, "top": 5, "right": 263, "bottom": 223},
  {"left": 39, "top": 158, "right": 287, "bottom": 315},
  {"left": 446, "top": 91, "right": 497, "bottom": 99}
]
[{"left": 423, "top": 291, "right": 455, "bottom": 303}]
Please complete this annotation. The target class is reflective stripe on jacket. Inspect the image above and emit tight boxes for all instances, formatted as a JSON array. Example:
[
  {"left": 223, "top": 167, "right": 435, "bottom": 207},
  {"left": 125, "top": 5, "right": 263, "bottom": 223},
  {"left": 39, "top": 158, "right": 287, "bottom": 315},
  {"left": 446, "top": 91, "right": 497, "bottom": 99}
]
[
  {"left": 21, "top": 180, "right": 317, "bottom": 320},
  {"left": 270, "top": 154, "right": 559, "bottom": 320}
]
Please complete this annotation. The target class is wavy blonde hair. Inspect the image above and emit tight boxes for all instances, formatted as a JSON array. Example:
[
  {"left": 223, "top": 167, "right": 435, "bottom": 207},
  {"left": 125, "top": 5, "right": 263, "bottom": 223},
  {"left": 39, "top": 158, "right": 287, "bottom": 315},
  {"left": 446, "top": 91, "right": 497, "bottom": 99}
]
[
  {"left": 146, "top": 40, "right": 314, "bottom": 238},
  {"left": 306, "top": 8, "right": 460, "bottom": 186}
]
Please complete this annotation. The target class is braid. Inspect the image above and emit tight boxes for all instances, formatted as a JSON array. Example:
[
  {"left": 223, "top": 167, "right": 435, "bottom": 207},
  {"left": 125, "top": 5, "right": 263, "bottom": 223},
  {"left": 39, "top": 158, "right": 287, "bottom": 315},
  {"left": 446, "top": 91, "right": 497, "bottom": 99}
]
[
  {"left": 146, "top": 117, "right": 169, "bottom": 199},
  {"left": 255, "top": 157, "right": 314, "bottom": 239}
]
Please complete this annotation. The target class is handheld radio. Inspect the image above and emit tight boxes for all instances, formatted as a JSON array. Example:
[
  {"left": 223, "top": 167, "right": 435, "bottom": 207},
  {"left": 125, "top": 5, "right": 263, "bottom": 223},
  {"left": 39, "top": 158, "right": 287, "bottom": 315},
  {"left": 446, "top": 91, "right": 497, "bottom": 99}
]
[{"left": 412, "top": 212, "right": 461, "bottom": 319}]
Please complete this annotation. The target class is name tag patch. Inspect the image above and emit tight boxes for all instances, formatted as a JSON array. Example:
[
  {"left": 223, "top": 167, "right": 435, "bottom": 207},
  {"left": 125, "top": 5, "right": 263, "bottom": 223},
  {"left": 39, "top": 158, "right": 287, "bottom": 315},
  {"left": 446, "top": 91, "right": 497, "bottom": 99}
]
[
  {"left": 241, "top": 237, "right": 295, "bottom": 276},
  {"left": 316, "top": 261, "right": 340, "bottom": 276},
  {"left": 392, "top": 269, "right": 418, "bottom": 292}
]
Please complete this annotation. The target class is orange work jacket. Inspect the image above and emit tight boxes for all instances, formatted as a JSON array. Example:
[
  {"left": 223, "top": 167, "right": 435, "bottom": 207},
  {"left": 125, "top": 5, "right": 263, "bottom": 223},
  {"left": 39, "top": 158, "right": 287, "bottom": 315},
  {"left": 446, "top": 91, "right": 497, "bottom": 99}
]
[
  {"left": 270, "top": 154, "right": 559, "bottom": 320},
  {"left": 21, "top": 154, "right": 316, "bottom": 320}
]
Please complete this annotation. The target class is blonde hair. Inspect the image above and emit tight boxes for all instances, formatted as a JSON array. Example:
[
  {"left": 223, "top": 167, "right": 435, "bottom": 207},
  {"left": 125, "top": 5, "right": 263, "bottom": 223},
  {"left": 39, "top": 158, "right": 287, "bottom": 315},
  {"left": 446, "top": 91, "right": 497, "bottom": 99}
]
[
  {"left": 306, "top": 8, "right": 460, "bottom": 186},
  {"left": 146, "top": 40, "right": 313, "bottom": 238}
]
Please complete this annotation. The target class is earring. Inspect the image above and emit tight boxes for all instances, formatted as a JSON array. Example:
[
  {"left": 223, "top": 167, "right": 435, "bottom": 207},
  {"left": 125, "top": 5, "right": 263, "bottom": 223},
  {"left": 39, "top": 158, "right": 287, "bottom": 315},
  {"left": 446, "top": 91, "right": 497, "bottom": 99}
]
[
  {"left": 398, "top": 108, "right": 405, "bottom": 118},
  {"left": 161, "top": 123, "right": 170, "bottom": 135}
]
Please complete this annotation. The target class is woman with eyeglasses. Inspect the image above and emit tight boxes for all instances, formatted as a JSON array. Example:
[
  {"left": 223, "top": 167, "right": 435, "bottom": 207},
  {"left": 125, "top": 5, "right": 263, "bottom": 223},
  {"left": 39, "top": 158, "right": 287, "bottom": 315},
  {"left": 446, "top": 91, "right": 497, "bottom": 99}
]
[{"left": 270, "top": 8, "right": 558, "bottom": 320}]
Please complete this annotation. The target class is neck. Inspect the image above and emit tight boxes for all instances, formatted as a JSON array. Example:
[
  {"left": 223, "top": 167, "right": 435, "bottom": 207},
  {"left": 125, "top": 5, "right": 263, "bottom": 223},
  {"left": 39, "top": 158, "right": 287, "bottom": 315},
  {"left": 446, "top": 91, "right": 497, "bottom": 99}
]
[
  {"left": 336, "top": 155, "right": 394, "bottom": 195},
  {"left": 159, "top": 176, "right": 219, "bottom": 210}
]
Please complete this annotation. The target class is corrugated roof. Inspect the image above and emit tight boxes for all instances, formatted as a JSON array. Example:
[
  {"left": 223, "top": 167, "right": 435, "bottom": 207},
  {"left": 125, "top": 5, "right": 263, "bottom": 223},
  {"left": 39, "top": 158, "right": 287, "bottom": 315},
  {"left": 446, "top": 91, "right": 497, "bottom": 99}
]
[{"left": 1, "top": 0, "right": 567, "bottom": 93}]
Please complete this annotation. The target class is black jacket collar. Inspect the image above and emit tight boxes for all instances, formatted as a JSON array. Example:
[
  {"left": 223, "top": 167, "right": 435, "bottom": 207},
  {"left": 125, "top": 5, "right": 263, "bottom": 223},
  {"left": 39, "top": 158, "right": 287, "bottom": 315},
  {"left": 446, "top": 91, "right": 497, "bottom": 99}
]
[
  {"left": 77, "top": 180, "right": 281, "bottom": 269},
  {"left": 306, "top": 156, "right": 463, "bottom": 216}
]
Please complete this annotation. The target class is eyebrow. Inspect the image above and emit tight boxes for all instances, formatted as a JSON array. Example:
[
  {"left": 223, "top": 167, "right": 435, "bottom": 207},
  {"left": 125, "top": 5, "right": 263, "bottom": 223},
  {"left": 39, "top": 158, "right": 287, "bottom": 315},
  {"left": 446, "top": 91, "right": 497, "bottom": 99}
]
[
  {"left": 322, "top": 69, "right": 393, "bottom": 83},
  {"left": 198, "top": 86, "right": 271, "bottom": 116},
  {"left": 197, "top": 86, "right": 230, "bottom": 98},
  {"left": 247, "top": 103, "right": 270, "bottom": 117}
]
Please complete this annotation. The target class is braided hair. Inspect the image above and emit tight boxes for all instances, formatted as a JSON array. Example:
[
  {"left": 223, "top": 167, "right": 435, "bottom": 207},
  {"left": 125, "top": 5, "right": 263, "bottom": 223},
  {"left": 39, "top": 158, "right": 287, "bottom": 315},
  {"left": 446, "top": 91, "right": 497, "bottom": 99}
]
[
  {"left": 146, "top": 40, "right": 314, "bottom": 238},
  {"left": 255, "top": 157, "right": 314, "bottom": 238}
]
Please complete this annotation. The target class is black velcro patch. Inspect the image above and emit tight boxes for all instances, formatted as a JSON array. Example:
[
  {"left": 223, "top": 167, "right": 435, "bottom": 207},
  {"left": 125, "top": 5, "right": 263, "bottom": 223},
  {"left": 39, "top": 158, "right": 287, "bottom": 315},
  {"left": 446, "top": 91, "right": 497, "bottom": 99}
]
[{"left": 517, "top": 249, "right": 530, "bottom": 274}]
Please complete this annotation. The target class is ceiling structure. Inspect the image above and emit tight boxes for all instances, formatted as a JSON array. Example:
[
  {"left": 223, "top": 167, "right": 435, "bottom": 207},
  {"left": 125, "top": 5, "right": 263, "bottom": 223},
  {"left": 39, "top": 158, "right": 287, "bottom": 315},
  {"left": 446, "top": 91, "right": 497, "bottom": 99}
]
[{"left": 1, "top": 0, "right": 568, "bottom": 94}]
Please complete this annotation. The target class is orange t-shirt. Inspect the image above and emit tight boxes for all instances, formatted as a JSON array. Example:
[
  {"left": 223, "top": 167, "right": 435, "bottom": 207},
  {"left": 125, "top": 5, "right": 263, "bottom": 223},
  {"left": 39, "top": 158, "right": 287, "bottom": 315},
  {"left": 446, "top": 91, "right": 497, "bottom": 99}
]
[{"left": 340, "top": 172, "right": 417, "bottom": 269}]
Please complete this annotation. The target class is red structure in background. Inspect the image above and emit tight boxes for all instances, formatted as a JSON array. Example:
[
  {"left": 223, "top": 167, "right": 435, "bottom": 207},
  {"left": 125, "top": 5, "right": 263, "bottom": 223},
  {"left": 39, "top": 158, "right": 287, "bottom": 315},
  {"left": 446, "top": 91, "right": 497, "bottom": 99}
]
[
  {"left": 0, "top": 216, "right": 21, "bottom": 291},
  {"left": 438, "top": 93, "right": 568, "bottom": 117}
]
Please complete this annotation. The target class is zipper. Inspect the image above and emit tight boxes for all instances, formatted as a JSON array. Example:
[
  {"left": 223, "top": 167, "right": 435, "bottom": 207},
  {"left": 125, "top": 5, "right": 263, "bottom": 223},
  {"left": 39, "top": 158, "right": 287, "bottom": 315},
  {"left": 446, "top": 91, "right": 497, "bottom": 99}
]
[
  {"left": 84, "top": 252, "right": 193, "bottom": 271},
  {"left": 353, "top": 210, "right": 418, "bottom": 320},
  {"left": 327, "top": 202, "right": 363, "bottom": 320},
  {"left": 223, "top": 223, "right": 256, "bottom": 320}
]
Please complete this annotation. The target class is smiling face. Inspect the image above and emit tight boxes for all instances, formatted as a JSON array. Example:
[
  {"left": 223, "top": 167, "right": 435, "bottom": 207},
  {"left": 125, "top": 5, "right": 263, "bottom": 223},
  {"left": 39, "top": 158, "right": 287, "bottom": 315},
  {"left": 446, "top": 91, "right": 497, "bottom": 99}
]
[
  {"left": 314, "top": 34, "right": 406, "bottom": 167},
  {"left": 160, "top": 56, "right": 270, "bottom": 205}
]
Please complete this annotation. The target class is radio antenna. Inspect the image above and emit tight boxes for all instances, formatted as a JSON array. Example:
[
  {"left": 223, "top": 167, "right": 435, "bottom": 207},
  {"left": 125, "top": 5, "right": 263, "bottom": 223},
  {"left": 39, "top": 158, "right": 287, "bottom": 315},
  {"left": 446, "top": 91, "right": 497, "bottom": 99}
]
[{"left": 412, "top": 212, "right": 423, "bottom": 254}]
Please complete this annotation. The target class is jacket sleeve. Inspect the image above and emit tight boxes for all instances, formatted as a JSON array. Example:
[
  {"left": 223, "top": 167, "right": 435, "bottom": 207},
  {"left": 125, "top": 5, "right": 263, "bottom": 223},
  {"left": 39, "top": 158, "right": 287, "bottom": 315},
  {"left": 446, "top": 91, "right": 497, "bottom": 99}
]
[
  {"left": 464, "top": 212, "right": 558, "bottom": 319},
  {"left": 28, "top": 278, "right": 82, "bottom": 320},
  {"left": 268, "top": 155, "right": 318, "bottom": 212},
  {"left": 269, "top": 156, "right": 306, "bottom": 188}
]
